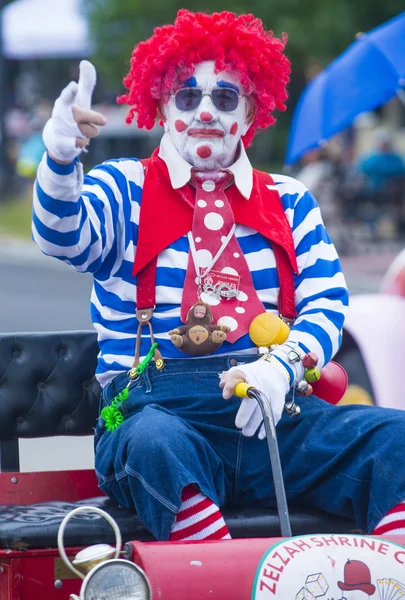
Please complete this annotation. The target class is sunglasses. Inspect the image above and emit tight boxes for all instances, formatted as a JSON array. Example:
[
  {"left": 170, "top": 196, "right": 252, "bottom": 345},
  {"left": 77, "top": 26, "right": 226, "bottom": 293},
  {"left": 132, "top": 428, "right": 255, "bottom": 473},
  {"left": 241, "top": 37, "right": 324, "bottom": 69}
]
[{"left": 173, "top": 87, "right": 244, "bottom": 113}]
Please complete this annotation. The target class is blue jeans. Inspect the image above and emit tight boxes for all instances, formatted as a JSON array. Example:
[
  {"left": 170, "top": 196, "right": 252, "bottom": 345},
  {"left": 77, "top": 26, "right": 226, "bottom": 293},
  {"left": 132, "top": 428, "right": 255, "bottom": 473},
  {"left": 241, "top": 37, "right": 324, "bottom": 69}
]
[{"left": 94, "top": 355, "right": 405, "bottom": 540}]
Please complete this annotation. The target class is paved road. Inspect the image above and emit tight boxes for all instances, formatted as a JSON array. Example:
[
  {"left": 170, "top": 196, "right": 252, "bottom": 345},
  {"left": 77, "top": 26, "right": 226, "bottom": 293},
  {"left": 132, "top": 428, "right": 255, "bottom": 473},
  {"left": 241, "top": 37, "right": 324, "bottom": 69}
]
[
  {"left": 0, "top": 239, "right": 93, "bottom": 333},
  {"left": 340, "top": 250, "right": 401, "bottom": 295}
]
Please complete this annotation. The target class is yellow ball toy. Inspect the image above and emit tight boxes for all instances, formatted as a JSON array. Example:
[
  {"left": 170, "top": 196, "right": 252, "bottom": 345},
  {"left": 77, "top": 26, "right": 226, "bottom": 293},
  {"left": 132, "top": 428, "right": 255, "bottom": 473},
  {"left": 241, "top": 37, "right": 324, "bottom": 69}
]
[{"left": 249, "top": 313, "right": 290, "bottom": 348}]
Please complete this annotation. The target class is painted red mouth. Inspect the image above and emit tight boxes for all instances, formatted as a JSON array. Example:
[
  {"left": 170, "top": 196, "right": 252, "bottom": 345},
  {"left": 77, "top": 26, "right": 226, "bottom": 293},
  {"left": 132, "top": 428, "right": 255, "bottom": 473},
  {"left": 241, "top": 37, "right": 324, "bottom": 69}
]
[{"left": 187, "top": 128, "right": 225, "bottom": 138}]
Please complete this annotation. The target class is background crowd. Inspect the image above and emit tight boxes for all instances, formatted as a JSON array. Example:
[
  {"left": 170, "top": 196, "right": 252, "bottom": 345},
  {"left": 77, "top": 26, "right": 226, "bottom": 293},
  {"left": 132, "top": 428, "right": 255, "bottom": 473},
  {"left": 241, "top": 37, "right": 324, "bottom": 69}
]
[{"left": 294, "top": 125, "right": 405, "bottom": 254}]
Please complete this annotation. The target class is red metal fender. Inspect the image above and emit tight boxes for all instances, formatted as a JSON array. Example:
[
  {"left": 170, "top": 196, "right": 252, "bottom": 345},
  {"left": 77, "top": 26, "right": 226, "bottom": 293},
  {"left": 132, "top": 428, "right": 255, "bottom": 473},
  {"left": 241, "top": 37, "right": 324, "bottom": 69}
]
[
  {"left": 129, "top": 536, "right": 405, "bottom": 599},
  {"left": 344, "top": 293, "right": 405, "bottom": 409}
]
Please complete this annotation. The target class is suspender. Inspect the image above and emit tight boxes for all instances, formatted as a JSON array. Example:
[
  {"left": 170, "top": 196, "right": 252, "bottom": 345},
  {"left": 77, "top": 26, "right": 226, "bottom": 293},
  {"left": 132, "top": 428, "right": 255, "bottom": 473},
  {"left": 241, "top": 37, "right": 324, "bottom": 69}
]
[{"left": 132, "top": 159, "right": 162, "bottom": 368}]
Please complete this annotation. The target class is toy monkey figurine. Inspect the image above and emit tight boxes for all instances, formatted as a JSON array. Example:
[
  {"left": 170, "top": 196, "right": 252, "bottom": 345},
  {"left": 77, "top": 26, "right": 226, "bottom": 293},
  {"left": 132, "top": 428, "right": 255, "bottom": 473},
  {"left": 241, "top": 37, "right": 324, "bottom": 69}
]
[{"left": 169, "top": 302, "right": 231, "bottom": 356}]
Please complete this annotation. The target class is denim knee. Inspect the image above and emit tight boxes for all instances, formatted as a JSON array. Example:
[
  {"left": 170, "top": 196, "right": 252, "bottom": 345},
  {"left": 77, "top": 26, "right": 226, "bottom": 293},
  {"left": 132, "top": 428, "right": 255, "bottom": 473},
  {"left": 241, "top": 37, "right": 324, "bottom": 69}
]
[{"left": 124, "top": 405, "right": 193, "bottom": 463}]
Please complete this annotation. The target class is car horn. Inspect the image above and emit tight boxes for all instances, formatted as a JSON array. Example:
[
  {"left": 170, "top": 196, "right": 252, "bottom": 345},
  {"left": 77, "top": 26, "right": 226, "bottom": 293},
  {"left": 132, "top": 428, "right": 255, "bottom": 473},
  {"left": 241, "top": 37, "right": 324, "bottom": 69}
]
[{"left": 57, "top": 505, "right": 152, "bottom": 600}]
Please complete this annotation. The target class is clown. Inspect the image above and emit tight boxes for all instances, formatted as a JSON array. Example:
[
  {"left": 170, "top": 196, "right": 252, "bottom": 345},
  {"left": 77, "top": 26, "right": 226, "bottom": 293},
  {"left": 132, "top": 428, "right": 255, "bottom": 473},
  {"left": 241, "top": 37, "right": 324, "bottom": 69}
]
[{"left": 34, "top": 10, "right": 405, "bottom": 542}]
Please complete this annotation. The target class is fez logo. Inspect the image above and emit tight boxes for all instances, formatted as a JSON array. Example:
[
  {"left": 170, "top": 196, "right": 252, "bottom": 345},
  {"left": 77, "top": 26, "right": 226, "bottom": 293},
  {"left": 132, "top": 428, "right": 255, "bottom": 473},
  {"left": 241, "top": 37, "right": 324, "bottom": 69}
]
[{"left": 252, "top": 534, "right": 405, "bottom": 600}]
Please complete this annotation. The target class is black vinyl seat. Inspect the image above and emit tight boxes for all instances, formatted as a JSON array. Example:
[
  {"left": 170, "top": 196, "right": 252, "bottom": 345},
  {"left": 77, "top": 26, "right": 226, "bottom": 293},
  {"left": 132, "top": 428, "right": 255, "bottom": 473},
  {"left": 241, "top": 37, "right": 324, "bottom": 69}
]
[
  {"left": 0, "top": 497, "right": 357, "bottom": 550},
  {"left": 0, "top": 331, "right": 357, "bottom": 550}
]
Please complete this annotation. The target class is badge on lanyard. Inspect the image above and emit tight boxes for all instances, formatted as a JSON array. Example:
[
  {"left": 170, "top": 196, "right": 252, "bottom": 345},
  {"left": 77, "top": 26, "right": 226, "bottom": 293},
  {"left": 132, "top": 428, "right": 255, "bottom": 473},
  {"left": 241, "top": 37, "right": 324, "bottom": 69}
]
[
  {"left": 202, "top": 270, "right": 240, "bottom": 300},
  {"left": 188, "top": 225, "right": 241, "bottom": 302}
]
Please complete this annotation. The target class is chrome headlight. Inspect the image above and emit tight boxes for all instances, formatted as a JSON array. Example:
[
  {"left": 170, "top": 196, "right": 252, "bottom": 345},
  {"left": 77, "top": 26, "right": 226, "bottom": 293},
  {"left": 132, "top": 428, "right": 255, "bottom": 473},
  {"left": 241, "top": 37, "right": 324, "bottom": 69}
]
[{"left": 81, "top": 559, "right": 151, "bottom": 600}]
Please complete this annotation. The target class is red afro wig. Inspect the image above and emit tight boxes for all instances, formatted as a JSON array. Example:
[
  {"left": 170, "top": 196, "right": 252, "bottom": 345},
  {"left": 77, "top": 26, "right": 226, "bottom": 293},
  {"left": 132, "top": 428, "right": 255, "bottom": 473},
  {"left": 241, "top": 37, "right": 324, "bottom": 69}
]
[{"left": 117, "top": 10, "right": 291, "bottom": 147}]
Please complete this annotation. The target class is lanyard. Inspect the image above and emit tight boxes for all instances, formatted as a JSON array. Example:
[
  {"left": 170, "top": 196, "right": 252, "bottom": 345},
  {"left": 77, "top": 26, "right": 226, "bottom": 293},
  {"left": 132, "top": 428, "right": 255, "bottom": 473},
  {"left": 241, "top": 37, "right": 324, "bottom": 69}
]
[{"left": 187, "top": 223, "right": 236, "bottom": 283}]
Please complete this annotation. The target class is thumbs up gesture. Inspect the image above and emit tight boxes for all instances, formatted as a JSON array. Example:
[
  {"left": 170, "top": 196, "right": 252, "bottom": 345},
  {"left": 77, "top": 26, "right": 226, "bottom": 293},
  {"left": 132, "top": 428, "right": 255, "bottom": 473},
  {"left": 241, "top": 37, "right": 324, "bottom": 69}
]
[{"left": 42, "top": 60, "right": 107, "bottom": 164}]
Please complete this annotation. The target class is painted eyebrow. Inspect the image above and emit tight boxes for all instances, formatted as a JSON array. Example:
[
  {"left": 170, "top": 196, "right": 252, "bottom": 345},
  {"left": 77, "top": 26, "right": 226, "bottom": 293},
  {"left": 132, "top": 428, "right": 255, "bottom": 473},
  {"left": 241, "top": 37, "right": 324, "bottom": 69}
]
[
  {"left": 184, "top": 76, "right": 197, "bottom": 87},
  {"left": 217, "top": 80, "right": 240, "bottom": 93}
]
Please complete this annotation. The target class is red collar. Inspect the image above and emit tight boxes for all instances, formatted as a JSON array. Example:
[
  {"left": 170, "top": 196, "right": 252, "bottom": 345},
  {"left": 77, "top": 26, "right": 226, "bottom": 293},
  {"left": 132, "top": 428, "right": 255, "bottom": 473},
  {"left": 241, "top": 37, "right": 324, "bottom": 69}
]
[{"left": 133, "top": 149, "right": 298, "bottom": 277}]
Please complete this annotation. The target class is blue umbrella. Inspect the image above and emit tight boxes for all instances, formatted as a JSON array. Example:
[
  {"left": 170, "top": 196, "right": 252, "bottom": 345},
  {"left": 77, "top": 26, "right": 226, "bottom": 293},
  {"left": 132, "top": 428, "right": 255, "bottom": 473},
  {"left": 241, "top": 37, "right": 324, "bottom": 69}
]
[{"left": 285, "top": 11, "right": 405, "bottom": 165}]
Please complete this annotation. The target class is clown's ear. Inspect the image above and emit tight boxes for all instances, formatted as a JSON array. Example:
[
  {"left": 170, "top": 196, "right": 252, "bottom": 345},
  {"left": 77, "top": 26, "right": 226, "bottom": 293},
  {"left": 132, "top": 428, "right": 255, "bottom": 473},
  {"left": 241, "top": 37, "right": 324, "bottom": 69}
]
[
  {"left": 157, "top": 101, "right": 167, "bottom": 126},
  {"left": 242, "top": 97, "right": 256, "bottom": 135}
]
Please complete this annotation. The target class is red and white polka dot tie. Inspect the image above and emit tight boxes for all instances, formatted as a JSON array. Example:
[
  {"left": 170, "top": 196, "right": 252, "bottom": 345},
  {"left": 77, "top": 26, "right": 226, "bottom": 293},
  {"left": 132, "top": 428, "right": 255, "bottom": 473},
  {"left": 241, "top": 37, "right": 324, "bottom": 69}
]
[{"left": 181, "top": 170, "right": 265, "bottom": 344}]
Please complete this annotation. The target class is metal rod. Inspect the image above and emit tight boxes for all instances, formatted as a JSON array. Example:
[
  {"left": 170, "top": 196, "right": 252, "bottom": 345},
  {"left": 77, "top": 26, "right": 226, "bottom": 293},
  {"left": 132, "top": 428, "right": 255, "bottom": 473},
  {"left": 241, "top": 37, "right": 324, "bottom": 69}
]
[{"left": 250, "top": 389, "right": 292, "bottom": 537}]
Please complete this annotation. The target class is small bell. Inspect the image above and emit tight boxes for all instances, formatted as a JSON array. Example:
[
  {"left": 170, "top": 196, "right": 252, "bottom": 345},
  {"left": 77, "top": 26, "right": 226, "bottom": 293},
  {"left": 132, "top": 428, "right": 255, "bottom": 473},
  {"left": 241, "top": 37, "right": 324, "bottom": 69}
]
[
  {"left": 304, "top": 367, "right": 321, "bottom": 383},
  {"left": 303, "top": 352, "right": 319, "bottom": 368},
  {"left": 287, "top": 349, "right": 302, "bottom": 363},
  {"left": 284, "top": 399, "right": 301, "bottom": 417},
  {"left": 296, "top": 380, "right": 313, "bottom": 397}
]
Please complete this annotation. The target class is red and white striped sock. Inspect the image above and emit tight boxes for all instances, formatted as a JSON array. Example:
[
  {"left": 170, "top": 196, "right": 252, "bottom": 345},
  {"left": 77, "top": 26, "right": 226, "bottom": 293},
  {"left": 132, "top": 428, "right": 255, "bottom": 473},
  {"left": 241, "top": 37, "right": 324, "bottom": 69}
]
[
  {"left": 170, "top": 485, "right": 231, "bottom": 541},
  {"left": 373, "top": 501, "right": 405, "bottom": 535}
]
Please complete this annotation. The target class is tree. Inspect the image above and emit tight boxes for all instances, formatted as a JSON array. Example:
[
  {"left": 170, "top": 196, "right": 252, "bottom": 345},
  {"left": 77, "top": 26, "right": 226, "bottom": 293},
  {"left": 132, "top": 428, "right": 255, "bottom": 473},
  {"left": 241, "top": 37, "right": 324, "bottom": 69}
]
[{"left": 85, "top": 0, "right": 404, "bottom": 86}]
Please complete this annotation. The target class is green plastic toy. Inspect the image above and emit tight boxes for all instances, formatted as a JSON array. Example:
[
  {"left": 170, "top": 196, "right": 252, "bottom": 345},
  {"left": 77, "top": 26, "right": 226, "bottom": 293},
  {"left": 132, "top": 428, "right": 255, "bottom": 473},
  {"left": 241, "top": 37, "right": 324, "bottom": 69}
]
[{"left": 100, "top": 343, "right": 159, "bottom": 431}]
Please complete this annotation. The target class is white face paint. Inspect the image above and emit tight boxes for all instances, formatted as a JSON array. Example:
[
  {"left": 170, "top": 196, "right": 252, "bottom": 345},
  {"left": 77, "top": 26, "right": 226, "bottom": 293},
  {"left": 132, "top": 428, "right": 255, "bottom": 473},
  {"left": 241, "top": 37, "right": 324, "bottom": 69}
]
[{"left": 163, "top": 60, "right": 251, "bottom": 170}]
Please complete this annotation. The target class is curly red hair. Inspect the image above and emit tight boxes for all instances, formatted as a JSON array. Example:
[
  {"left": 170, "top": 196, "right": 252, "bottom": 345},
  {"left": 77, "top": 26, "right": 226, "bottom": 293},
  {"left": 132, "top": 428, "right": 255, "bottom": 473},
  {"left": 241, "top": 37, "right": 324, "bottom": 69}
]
[{"left": 117, "top": 10, "right": 291, "bottom": 147}]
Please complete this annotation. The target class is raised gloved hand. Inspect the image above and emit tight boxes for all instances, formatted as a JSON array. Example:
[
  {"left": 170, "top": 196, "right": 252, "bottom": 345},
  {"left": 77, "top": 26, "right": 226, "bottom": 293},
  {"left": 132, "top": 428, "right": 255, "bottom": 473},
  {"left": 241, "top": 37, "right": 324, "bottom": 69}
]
[
  {"left": 42, "top": 60, "right": 107, "bottom": 164},
  {"left": 219, "top": 358, "right": 290, "bottom": 439}
]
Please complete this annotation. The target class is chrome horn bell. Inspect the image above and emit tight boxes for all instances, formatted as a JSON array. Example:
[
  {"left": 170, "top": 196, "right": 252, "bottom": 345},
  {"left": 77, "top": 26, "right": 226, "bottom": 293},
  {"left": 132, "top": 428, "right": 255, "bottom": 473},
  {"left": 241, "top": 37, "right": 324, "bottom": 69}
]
[{"left": 57, "top": 505, "right": 152, "bottom": 600}]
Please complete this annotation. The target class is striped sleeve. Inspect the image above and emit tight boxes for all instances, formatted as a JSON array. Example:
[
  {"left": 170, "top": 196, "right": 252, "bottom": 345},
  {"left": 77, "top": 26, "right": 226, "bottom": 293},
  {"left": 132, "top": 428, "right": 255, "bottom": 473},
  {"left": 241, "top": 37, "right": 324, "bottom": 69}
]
[
  {"left": 276, "top": 175, "right": 349, "bottom": 370},
  {"left": 32, "top": 153, "right": 143, "bottom": 275}
]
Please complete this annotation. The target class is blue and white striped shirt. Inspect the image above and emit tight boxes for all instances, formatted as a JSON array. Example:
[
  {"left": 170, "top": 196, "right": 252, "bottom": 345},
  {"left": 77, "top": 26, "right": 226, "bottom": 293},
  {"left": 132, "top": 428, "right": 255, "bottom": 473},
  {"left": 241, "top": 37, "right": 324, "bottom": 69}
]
[{"left": 33, "top": 138, "right": 349, "bottom": 388}]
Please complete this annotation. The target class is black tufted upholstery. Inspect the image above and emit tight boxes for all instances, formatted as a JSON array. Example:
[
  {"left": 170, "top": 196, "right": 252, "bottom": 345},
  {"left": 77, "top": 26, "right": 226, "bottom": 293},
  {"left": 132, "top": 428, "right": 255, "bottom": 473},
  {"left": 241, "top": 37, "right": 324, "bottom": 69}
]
[
  {"left": 0, "top": 331, "right": 357, "bottom": 549},
  {"left": 0, "top": 331, "right": 100, "bottom": 438},
  {"left": 0, "top": 497, "right": 358, "bottom": 549}
]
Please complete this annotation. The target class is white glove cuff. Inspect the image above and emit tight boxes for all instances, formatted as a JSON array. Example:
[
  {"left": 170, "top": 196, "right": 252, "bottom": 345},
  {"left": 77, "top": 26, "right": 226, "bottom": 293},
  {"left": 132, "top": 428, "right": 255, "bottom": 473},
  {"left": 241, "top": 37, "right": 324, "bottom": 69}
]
[{"left": 271, "top": 342, "right": 305, "bottom": 385}]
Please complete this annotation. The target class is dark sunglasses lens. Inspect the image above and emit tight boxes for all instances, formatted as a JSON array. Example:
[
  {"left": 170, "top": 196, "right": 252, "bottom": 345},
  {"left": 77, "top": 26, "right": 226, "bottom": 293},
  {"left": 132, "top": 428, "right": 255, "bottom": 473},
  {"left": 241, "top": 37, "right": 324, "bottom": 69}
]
[
  {"left": 175, "top": 88, "right": 202, "bottom": 111},
  {"left": 212, "top": 88, "right": 239, "bottom": 111}
]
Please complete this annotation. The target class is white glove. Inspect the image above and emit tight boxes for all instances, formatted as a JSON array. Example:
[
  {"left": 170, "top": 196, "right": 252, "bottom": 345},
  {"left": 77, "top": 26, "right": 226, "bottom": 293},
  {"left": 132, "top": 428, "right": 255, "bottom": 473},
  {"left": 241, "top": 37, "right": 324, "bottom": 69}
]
[
  {"left": 220, "top": 359, "right": 290, "bottom": 439},
  {"left": 42, "top": 60, "right": 101, "bottom": 163}
]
